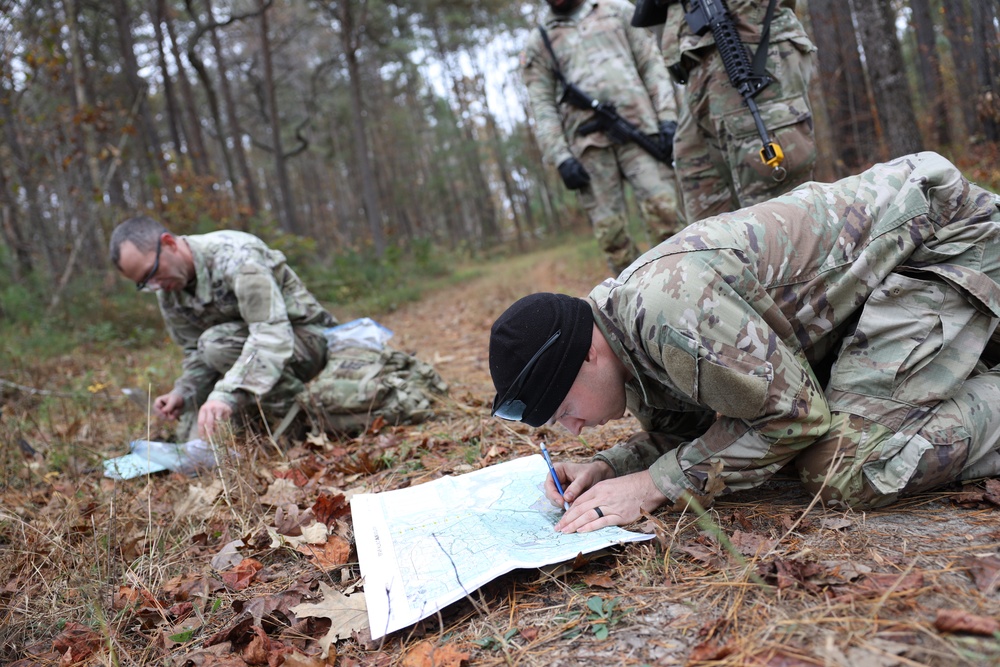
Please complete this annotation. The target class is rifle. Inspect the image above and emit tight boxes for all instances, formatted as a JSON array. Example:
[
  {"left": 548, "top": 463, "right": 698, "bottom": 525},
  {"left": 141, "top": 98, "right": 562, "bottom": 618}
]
[
  {"left": 631, "top": 0, "right": 785, "bottom": 172},
  {"left": 538, "top": 28, "right": 672, "bottom": 164}
]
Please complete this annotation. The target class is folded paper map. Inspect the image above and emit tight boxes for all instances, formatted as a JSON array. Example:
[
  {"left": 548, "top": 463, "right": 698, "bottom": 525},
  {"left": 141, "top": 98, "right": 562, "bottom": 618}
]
[{"left": 352, "top": 454, "right": 654, "bottom": 639}]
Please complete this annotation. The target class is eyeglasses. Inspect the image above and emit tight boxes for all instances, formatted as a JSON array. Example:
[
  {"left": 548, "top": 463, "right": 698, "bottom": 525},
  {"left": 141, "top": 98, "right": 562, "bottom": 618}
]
[
  {"left": 491, "top": 329, "right": 561, "bottom": 422},
  {"left": 136, "top": 237, "right": 162, "bottom": 292}
]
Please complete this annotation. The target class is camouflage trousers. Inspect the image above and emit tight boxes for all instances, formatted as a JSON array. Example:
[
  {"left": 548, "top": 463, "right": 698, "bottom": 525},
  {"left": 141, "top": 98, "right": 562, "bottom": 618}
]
[
  {"left": 176, "top": 321, "right": 329, "bottom": 441},
  {"left": 577, "top": 141, "right": 682, "bottom": 275},
  {"left": 674, "top": 39, "right": 817, "bottom": 222},
  {"left": 795, "top": 273, "right": 1000, "bottom": 508}
]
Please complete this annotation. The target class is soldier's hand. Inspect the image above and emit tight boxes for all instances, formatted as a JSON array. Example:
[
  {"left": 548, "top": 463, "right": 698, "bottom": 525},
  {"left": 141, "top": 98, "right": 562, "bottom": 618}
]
[
  {"left": 657, "top": 119, "right": 677, "bottom": 161},
  {"left": 557, "top": 157, "right": 591, "bottom": 190},
  {"left": 198, "top": 399, "right": 233, "bottom": 440},
  {"left": 154, "top": 391, "right": 184, "bottom": 421},
  {"left": 554, "top": 470, "right": 668, "bottom": 534},
  {"left": 543, "top": 460, "right": 614, "bottom": 509}
]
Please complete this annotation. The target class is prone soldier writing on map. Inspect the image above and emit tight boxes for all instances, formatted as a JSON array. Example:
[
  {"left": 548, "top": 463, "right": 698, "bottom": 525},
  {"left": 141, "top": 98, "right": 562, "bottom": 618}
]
[{"left": 488, "top": 152, "right": 1000, "bottom": 533}]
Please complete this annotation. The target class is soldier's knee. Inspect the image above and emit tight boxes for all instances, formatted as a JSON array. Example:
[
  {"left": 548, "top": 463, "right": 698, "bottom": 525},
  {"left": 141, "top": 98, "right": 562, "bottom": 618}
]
[
  {"left": 198, "top": 323, "right": 247, "bottom": 372},
  {"left": 797, "top": 465, "right": 897, "bottom": 510}
]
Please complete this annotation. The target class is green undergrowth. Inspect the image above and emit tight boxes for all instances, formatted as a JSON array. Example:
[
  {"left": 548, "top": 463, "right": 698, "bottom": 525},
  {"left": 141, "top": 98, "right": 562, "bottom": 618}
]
[{"left": 0, "top": 230, "right": 600, "bottom": 366}]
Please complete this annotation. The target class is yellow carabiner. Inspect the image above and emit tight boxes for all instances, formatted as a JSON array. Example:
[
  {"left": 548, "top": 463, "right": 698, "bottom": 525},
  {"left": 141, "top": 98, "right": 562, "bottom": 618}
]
[{"left": 759, "top": 141, "right": 784, "bottom": 168}]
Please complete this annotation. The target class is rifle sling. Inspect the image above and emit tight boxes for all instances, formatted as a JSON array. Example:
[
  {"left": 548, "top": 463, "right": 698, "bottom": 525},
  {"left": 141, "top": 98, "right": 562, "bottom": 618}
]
[
  {"left": 538, "top": 27, "right": 568, "bottom": 87},
  {"left": 751, "top": 0, "right": 779, "bottom": 80}
]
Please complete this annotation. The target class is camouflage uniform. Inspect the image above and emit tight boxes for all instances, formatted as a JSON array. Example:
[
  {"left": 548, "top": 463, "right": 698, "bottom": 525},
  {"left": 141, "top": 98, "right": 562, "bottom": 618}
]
[
  {"left": 522, "top": 0, "right": 682, "bottom": 273},
  {"left": 587, "top": 152, "right": 1000, "bottom": 509},
  {"left": 158, "top": 231, "right": 337, "bottom": 439},
  {"left": 661, "top": 0, "right": 817, "bottom": 222}
]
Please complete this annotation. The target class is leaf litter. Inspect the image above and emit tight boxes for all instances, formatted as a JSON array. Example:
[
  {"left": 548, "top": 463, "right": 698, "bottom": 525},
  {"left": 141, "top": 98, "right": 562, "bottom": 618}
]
[{"left": 2, "top": 243, "right": 999, "bottom": 666}]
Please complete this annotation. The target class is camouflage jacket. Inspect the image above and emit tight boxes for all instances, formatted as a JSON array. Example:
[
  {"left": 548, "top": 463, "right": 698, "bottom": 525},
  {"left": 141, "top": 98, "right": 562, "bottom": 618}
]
[
  {"left": 660, "top": 0, "right": 815, "bottom": 68},
  {"left": 522, "top": 0, "right": 677, "bottom": 168},
  {"left": 158, "top": 231, "right": 337, "bottom": 408},
  {"left": 587, "top": 152, "right": 1000, "bottom": 502}
]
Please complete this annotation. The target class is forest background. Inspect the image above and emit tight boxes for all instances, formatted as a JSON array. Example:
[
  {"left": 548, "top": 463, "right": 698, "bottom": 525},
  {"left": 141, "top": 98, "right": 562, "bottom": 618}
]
[
  {"left": 3, "top": 1, "right": 1000, "bottom": 665},
  {"left": 0, "top": 0, "right": 999, "bottom": 345}
]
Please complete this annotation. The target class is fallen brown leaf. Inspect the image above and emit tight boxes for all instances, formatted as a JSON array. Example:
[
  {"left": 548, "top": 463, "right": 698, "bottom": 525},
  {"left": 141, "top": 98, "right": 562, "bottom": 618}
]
[
  {"left": 400, "top": 640, "right": 470, "bottom": 667},
  {"left": 220, "top": 558, "right": 264, "bottom": 591},
  {"left": 687, "top": 640, "right": 735, "bottom": 662},
  {"left": 274, "top": 467, "right": 311, "bottom": 487},
  {"left": 242, "top": 625, "right": 273, "bottom": 666},
  {"left": 934, "top": 608, "right": 1000, "bottom": 636},
  {"left": 312, "top": 492, "right": 351, "bottom": 526},
  {"left": 260, "top": 478, "right": 306, "bottom": 506},
  {"left": 826, "top": 570, "right": 925, "bottom": 603},
  {"left": 274, "top": 504, "right": 314, "bottom": 537},
  {"left": 960, "top": 554, "right": 1000, "bottom": 594},
  {"left": 729, "top": 530, "right": 776, "bottom": 556},
  {"left": 295, "top": 535, "right": 352, "bottom": 569},
  {"left": 50, "top": 622, "right": 102, "bottom": 664},
  {"left": 281, "top": 652, "right": 328, "bottom": 667},
  {"left": 290, "top": 581, "right": 369, "bottom": 658},
  {"left": 582, "top": 573, "right": 615, "bottom": 588}
]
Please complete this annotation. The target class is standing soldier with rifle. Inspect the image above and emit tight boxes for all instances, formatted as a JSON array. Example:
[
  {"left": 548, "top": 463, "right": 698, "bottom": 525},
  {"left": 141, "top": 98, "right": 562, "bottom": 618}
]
[
  {"left": 633, "top": 0, "right": 817, "bottom": 222},
  {"left": 522, "top": 0, "right": 683, "bottom": 274}
]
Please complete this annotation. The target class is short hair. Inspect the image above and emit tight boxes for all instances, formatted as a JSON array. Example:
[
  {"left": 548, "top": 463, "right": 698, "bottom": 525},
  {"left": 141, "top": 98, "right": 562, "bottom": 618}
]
[{"left": 109, "top": 215, "right": 169, "bottom": 269}]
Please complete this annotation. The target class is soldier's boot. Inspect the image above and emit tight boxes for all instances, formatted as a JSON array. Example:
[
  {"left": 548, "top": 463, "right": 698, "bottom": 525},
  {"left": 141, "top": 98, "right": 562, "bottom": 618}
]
[{"left": 594, "top": 214, "right": 639, "bottom": 275}]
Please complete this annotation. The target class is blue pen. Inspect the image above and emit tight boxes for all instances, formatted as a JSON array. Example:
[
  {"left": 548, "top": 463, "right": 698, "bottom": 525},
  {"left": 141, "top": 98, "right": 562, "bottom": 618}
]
[{"left": 540, "top": 442, "right": 571, "bottom": 511}]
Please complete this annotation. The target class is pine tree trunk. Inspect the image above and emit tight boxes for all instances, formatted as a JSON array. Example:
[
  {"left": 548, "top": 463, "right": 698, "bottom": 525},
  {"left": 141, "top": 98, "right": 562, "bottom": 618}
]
[
  {"left": 909, "top": 0, "right": 950, "bottom": 146},
  {"left": 205, "top": 0, "right": 260, "bottom": 218},
  {"left": 165, "top": 0, "right": 212, "bottom": 175},
  {"left": 970, "top": 0, "right": 1000, "bottom": 141},
  {"left": 153, "top": 0, "right": 185, "bottom": 160},
  {"left": 258, "top": 0, "right": 299, "bottom": 234},
  {"left": 849, "top": 0, "right": 923, "bottom": 158},
  {"left": 338, "top": 0, "right": 385, "bottom": 257},
  {"left": 112, "top": 0, "right": 165, "bottom": 195}
]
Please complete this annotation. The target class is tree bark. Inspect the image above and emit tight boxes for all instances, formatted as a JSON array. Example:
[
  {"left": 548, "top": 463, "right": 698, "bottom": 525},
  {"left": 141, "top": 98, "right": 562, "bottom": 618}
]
[
  {"left": 62, "top": 0, "right": 107, "bottom": 274},
  {"left": 0, "top": 56, "right": 57, "bottom": 277},
  {"left": 970, "top": 0, "right": 1000, "bottom": 141},
  {"left": 909, "top": 0, "right": 950, "bottom": 146},
  {"left": 205, "top": 0, "right": 260, "bottom": 218},
  {"left": 153, "top": 0, "right": 185, "bottom": 160},
  {"left": 334, "top": 0, "right": 385, "bottom": 257},
  {"left": 941, "top": 0, "right": 980, "bottom": 139},
  {"left": 111, "top": 0, "right": 165, "bottom": 198},
  {"left": 164, "top": 0, "right": 212, "bottom": 175},
  {"left": 0, "top": 161, "right": 33, "bottom": 279},
  {"left": 426, "top": 11, "right": 499, "bottom": 245},
  {"left": 807, "top": 0, "right": 877, "bottom": 171},
  {"left": 258, "top": 0, "right": 299, "bottom": 234},
  {"left": 849, "top": 0, "right": 923, "bottom": 158}
]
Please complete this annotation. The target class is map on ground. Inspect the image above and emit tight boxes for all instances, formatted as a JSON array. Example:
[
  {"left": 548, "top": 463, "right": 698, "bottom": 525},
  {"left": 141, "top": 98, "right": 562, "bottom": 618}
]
[{"left": 352, "top": 454, "right": 654, "bottom": 639}]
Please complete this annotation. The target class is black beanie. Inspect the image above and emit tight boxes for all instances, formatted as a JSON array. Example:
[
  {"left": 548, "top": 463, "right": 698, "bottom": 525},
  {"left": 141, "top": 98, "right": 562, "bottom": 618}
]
[{"left": 489, "top": 292, "right": 593, "bottom": 427}]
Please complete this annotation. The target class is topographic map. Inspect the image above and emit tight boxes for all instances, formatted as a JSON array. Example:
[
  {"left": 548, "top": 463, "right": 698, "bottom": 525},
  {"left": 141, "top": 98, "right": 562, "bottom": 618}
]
[{"left": 352, "top": 454, "right": 654, "bottom": 639}]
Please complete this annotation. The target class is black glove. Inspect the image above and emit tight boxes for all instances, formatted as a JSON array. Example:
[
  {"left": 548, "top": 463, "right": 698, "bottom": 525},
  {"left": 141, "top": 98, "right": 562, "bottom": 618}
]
[
  {"left": 656, "top": 119, "right": 677, "bottom": 160},
  {"left": 557, "top": 157, "right": 591, "bottom": 190}
]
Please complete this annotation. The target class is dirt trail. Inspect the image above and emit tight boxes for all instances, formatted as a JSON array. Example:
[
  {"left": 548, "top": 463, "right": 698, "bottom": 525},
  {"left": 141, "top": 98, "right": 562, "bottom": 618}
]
[{"left": 378, "top": 243, "right": 609, "bottom": 404}]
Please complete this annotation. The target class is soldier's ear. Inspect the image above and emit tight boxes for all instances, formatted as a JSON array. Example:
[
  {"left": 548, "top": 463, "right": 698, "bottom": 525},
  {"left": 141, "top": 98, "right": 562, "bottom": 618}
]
[{"left": 160, "top": 232, "right": 178, "bottom": 250}]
